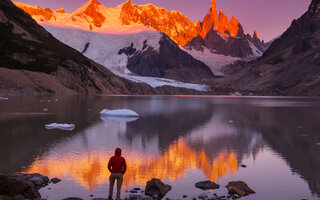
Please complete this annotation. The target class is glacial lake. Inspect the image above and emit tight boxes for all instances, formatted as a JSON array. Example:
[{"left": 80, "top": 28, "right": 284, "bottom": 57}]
[{"left": 1, "top": 95, "right": 320, "bottom": 200}]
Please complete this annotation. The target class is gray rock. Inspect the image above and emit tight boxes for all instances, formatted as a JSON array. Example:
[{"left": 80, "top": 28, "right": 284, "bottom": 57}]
[
  {"left": 145, "top": 178, "right": 171, "bottom": 198},
  {"left": 29, "top": 173, "right": 49, "bottom": 183},
  {"left": 130, "top": 190, "right": 138, "bottom": 193},
  {"left": 195, "top": 181, "right": 219, "bottom": 190},
  {"left": 50, "top": 178, "right": 61, "bottom": 184},
  {"left": 30, "top": 177, "right": 45, "bottom": 186},
  {"left": 0, "top": 175, "right": 41, "bottom": 199}
]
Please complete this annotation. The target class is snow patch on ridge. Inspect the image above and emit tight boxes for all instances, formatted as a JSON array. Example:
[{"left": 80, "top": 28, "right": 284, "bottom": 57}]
[
  {"left": 185, "top": 48, "right": 240, "bottom": 76},
  {"left": 249, "top": 41, "right": 262, "bottom": 58}
]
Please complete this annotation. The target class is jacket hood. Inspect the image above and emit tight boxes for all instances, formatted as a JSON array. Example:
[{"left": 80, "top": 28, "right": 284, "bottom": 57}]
[{"left": 115, "top": 148, "right": 121, "bottom": 156}]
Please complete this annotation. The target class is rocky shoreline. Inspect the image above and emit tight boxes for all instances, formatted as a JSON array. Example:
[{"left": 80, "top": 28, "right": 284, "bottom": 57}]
[{"left": 0, "top": 174, "right": 255, "bottom": 200}]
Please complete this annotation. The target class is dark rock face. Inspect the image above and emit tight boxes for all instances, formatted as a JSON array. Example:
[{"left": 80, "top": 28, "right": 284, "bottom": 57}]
[
  {"left": 119, "top": 33, "right": 214, "bottom": 82},
  {"left": 213, "top": 0, "right": 320, "bottom": 96},
  {"left": 0, "top": 175, "right": 41, "bottom": 199},
  {"left": 50, "top": 177, "right": 61, "bottom": 184},
  {"left": 186, "top": 0, "right": 268, "bottom": 58},
  {"left": 195, "top": 180, "right": 220, "bottom": 190},
  {"left": 187, "top": 29, "right": 267, "bottom": 58},
  {"left": 145, "top": 178, "right": 171, "bottom": 199}
]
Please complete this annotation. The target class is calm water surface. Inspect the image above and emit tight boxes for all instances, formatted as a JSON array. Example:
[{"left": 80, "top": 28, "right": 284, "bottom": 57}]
[{"left": 1, "top": 95, "right": 320, "bottom": 200}]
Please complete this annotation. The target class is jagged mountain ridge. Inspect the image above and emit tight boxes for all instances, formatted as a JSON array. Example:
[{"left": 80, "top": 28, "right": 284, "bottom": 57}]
[
  {"left": 186, "top": 0, "right": 268, "bottom": 58},
  {"left": 13, "top": 0, "right": 265, "bottom": 57},
  {"left": 213, "top": 0, "right": 320, "bottom": 96}
]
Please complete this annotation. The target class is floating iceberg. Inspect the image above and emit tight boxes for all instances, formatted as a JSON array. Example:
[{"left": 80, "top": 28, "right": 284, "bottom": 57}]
[
  {"left": 0, "top": 97, "right": 8, "bottom": 100},
  {"left": 45, "top": 123, "right": 75, "bottom": 131},
  {"left": 100, "top": 116, "right": 139, "bottom": 122},
  {"left": 100, "top": 109, "right": 139, "bottom": 117}
]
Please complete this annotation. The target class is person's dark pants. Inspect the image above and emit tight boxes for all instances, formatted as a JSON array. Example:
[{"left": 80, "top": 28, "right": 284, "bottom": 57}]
[{"left": 109, "top": 173, "right": 123, "bottom": 200}]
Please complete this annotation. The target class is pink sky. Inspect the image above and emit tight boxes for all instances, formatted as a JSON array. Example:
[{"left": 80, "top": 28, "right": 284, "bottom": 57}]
[{"left": 15, "top": 0, "right": 310, "bottom": 41}]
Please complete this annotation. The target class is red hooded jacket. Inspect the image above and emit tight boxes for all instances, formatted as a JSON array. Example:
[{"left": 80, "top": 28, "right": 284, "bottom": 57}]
[{"left": 108, "top": 148, "right": 127, "bottom": 174}]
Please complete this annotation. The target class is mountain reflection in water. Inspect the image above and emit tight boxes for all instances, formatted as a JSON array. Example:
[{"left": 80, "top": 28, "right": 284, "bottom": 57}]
[{"left": 0, "top": 96, "right": 320, "bottom": 199}]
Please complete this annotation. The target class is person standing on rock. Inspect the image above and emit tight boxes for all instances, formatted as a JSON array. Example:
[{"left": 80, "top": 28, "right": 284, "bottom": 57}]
[{"left": 108, "top": 148, "right": 127, "bottom": 200}]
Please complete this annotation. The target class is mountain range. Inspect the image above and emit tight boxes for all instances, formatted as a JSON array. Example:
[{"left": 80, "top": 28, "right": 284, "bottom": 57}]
[{"left": 13, "top": 0, "right": 266, "bottom": 58}]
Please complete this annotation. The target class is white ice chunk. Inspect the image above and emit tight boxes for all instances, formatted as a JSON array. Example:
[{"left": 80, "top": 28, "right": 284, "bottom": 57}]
[
  {"left": 317, "top": 142, "right": 320, "bottom": 146},
  {"left": 100, "top": 109, "right": 139, "bottom": 117},
  {"left": 45, "top": 123, "right": 75, "bottom": 131},
  {"left": 0, "top": 97, "right": 8, "bottom": 100},
  {"left": 228, "top": 120, "right": 234, "bottom": 124},
  {"left": 100, "top": 116, "right": 139, "bottom": 122}
]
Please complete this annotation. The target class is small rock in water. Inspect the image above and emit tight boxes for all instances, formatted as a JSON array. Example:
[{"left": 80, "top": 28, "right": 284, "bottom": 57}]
[
  {"left": 62, "top": 198, "right": 84, "bottom": 200},
  {"left": 89, "top": 194, "right": 93, "bottom": 197},
  {"left": 192, "top": 198, "right": 196, "bottom": 200},
  {"left": 183, "top": 195, "right": 187, "bottom": 198},
  {"left": 130, "top": 190, "right": 138, "bottom": 193},
  {"left": 51, "top": 177, "right": 61, "bottom": 184},
  {"left": 198, "top": 193, "right": 207, "bottom": 199},
  {"left": 195, "top": 180, "right": 219, "bottom": 190},
  {"left": 133, "top": 188, "right": 141, "bottom": 190},
  {"left": 240, "top": 164, "right": 247, "bottom": 168},
  {"left": 225, "top": 181, "right": 255, "bottom": 197},
  {"left": 145, "top": 178, "right": 171, "bottom": 198}
]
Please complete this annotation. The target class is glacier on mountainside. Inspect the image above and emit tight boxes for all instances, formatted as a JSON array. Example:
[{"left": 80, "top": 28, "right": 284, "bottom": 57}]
[
  {"left": 185, "top": 48, "right": 240, "bottom": 76},
  {"left": 44, "top": 26, "right": 210, "bottom": 91}
]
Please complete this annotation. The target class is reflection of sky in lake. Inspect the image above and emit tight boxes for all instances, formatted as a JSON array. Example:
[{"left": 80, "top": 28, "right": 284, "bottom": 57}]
[{"left": 1, "top": 96, "right": 320, "bottom": 200}]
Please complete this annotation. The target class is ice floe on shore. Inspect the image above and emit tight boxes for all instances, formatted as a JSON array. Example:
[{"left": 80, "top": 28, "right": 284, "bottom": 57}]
[{"left": 45, "top": 123, "right": 75, "bottom": 131}]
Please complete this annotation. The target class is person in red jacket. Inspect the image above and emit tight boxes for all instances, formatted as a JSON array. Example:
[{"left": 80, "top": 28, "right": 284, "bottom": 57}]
[{"left": 108, "top": 148, "right": 127, "bottom": 200}]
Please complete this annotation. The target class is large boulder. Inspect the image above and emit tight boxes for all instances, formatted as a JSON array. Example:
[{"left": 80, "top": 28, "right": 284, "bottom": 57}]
[
  {"left": 0, "top": 195, "right": 9, "bottom": 200},
  {"left": 225, "top": 181, "right": 255, "bottom": 196},
  {"left": 195, "top": 180, "right": 219, "bottom": 190},
  {"left": 145, "top": 178, "right": 171, "bottom": 199},
  {"left": 0, "top": 175, "right": 41, "bottom": 199}
]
